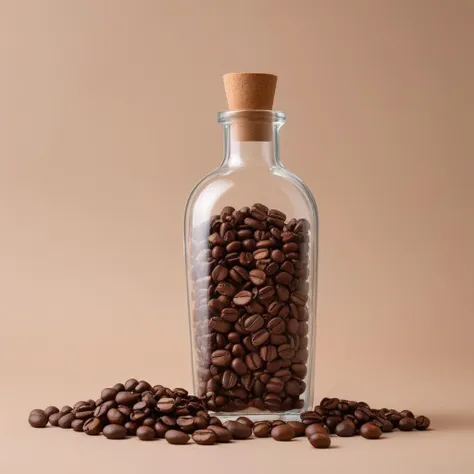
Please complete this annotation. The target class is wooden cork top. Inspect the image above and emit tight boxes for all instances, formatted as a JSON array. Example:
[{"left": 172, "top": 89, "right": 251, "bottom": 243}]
[{"left": 223, "top": 73, "right": 278, "bottom": 141}]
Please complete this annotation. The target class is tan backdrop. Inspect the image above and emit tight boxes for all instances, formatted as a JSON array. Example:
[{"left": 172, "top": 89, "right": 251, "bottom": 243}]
[{"left": 1, "top": 1, "right": 473, "bottom": 473}]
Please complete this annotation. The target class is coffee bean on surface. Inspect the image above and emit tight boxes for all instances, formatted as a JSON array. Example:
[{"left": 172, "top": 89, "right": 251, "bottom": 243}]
[
  {"left": 28, "top": 412, "right": 48, "bottom": 428},
  {"left": 309, "top": 433, "right": 331, "bottom": 449},
  {"left": 207, "top": 425, "right": 232, "bottom": 443},
  {"left": 306, "top": 423, "right": 329, "bottom": 437},
  {"left": 236, "top": 416, "right": 254, "bottom": 428},
  {"left": 360, "top": 423, "right": 382, "bottom": 439},
  {"left": 136, "top": 426, "right": 155, "bottom": 441},
  {"left": 253, "top": 422, "right": 272, "bottom": 438},
  {"left": 165, "top": 430, "right": 190, "bottom": 445},
  {"left": 71, "top": 419, "right": 85, "bottom": 432},
  {"left": 192, "top": 429, "right": 217, "bottom": 445},
  {"left": 398, "top": 417, "right": 416, "bottom": 431},
  {"left": 103, "top": 424, "right": 127, "bottom": 440},
  {"left": 223, "top": 421, "right": 252, "bottom": 440},
  {"left": 400, "top": 410, "right": 415, "bottom": 419},
  {"left": 335, "top": 420, "right": 356, "bottom": 437},
  {"left": 125, "top": 421, "right": 138, "bottom": 436},
  {"left": 44, "top": 406, "right": 59, "bottom": 418},
  {"left": 58, "top": 413, "right": 75, "bottom": 429},
  {"left": 83, "top": 417, "right": 102, "bottom": 436},
  {"left": 271, "top": 423, "right": 295, "bottom": 441},
  {"left": 415, "top": 416, "right": 431, "bottom": 430},
  {"left": 287, "top": 421, "right": 306, "bottom": 437},
  {"left": 48, "top": 412, "right": 62, "bottom": 427}
]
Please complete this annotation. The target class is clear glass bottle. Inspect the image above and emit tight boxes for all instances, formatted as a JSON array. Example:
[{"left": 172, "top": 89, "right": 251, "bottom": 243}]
[{"left": 184, "top": 74, "right": 318, "bottom": 420}]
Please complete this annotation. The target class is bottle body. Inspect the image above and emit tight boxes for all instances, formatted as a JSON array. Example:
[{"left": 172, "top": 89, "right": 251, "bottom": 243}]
[{"left": 184, "top": 111, "right": 318, "bottom": 419}]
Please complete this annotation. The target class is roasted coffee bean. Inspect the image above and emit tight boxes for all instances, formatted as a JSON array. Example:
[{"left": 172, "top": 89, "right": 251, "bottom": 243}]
[
  {"left": 374, "top": 418, "right": 394, "bottom": 432},
  {"left": 28, "top": 412, "right": 48, "bottom": 428},
  {"left": 249, "top": 269, "right": 266, "bottom": 286},
  {"left": 234, "top": 417, "right": 253, "bottom": 428},
  {"left": 400, "top": 410, "right": 415, "bottom": 419},
  {"left": 251, "top": 329, "right": 270, "bottom": 346},
  {"left": 415, "top": 416, "right": 431, "bottom": 430},
  {"left": 165, "top": 429, "right": 190, "bottom": 445},
  {"left": 160, "top": 415, "right": 177, "bottom": 427},
  {"left": 60, "top": 405, "right": 72, "bottom": 414},
  {"left": 123, "top": 421, "right": 137, "bottom": 436},
  {"left": 176, "top": 416, "right": 195, "bottom": 432},
  {"left": 231, "top": 358, "right": 247, "bottom": 375},
  {"left": 115, "top": 391, "right": 140, "bottom": 406},
  {"left": 271, "top": 423, "right": 295, "bottom": 441},
  {"left": 245, "top": 352, "right": 263, "bottom": 371},
  {"left": 309, "top": 433, "right": 331, "bottom": 449},
  {"left": 354, "top": 407, "right": 372, "bottom": 422},
  {"left": 44, "top": 406, "right": 59, "bottom": 417},
  {"left": 398, "top": 417, "right": 416, "bottom": 431},
  {"left": 136, "top": 425, "right": 155, "bottom": 441},
  {"left": 335, "top": 420, "right": 356, "bottom": 437},
  {"left": 48, "top": 412, "right": 62, "bottom": 427},
  {"left": 360, "top": 422, "right": 382, "bottom": 439},
  {"left": 192, "top": 429, "right": 217, "bottom": 445},
  {"left": 142, "top": 417, "right": 156, "bottom": 428},
  {"left": 211, "top": 349, "right": 232, "bottom": 367},
  {"left": 266, "top": 377, "right": 285, "bottom": 394},
  {"left": 83, "top": 417, "right": 102, "bottom": 436},
  {"left": 156, "top": 397, "right": 175, "bottom": 413},
  {"left": 58, "top": 413, "right": 75, "bottom": 429},
  {"left": 101, "top": 388, "right": 118, "bottom": 402},
  {"left": 223, "top": 421, "right": 252, "bottom": 440},
  {"left": 124, "top": 379, "right": 139, "bottom": 392},
  {"left": 260, "top": 345, "right": 278, "bottom": 362},
  {"left": 207, "top": 425, "right": 232, "bottom": 442},
  {"left": 277, "top": 344, "right": 295, "bottom": 360},
  {"left": 103, "top": 424, "right": 127, "bottom": 440},
  {"left": 305, "top": 423, "right": 328, "bottom": 437},
  {"left": 212, "top": 265, "right": 228, "bottom": 283},
  {"left": 267, "top": 317, "right": 286, "bottom": 335},
  {"left": 71, "top": 419, "right": 85, "bottom": 432},
  {"left": 221, "top": 370, "right": 238, "bottom": 389},
  {"left": 253, "top": 422, "right": 272, "bottom": 438},
  {"left": 107, "top": 408, "right": 125, "bottom": 425},
  {"left": 287, "top": 421, "right": 306, "bottom": 437},
  {"left": 233, "top": 291, "right": 252, "bottom": 306}
]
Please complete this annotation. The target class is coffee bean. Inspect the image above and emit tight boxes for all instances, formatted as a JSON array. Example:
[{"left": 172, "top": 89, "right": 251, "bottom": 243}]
[
  {"left": 245, "top": 352, "right": 263, "bottom": 371},
  {"left": 123, "top": 421, "right": 137, "bottom": 436},
  {"left": 233, "top": 291, "right": 252, "bottom": 306},
  {"left": 48, "top": 412, "right": 62, "bottom": 427},
  {"left": 360, "top": 423, "right": 382, "bottom": 439},
  {"left": 308, "top": 433, "right": 331, "bottom": 449},
  {"left": 192, "top": 429, "right": 217, "bottom": 445},
  {"left": 101, "top": 388, "right": 118, "bottom": 402},
  {"left": 58, "top": 413, "right": 75, "bottom": 429},
  {"left": 271, "top": 423, "right": 295, "bottom": 441},
  {"left": 415, "top": 416, "right": 430, "bottom": 430},
  {"left": 60, "top": 405, "right": 72, "bottom": 414},
  {"left": 266, "top": 377, "right": 285, "bottom": 394},
  {"left": 136, "top": 425, "right": 155, "bottom": 441},
  {"left": 251, "top": 329, "right": 270, "bottom": 346},
  {"left": 398, "top": 417, "right": 416, "bottom": 431},
  {"left": 28, "top": 412, "right": 48, "bottom": 428},
  {"left": 233, "top": 417, "right": 252, "bottom": 428},
  {"left": 211, "top": 265, "right": 228, "bottom": 283},
  {"left": 207, "top": 425, "right": 232, "bottom": 442},
  {"left": 44, "top": 406, "right": 59, "bottom": 417},
  {"left": 115, "top": 391, "right": 140, "bottom": 406},
  {"left": 249, "top": 269, "right": 266, "bottom": 286},
  {"left": 211, "top": 349, "right": 232, "bottom": 367},
  {"left": 287, "top": 421, "right": 306, "bottom": 437},
  {"left": 335, "top": 420, "right": 356, "bottom": 437},
  {"left": 83, "top": 417, "right": 102, "bottom": 435},
  {"left": 264, "top": 393, "right": 282, "bottom": 411},
  {"left": 260, "top": 345, "right": 278, "bottom": 362},
  {"left": 103, "top": 424, "right": 127, "bottom": 440},
  {"left": 277, "top": 344, "right": 295, "bottom": 360},
  {"left": 252, "top": 422, "right": 271, "bottom": 438},
  {"left": 354, "top": 407, "right": 372, "bottom": 422},
  {"left": 231, "top": 358, "right": 247, "bottom": 376},
  {"left": 223, "top": 420, "right": 252, "bottom": 440},
  {"left": 71, "top": 419, "right": 85, "bottom": 432},
  {"left": 165, "top": 429, "right": 190, "bottom": 445},
  {"left": 400, "top": 410, "right": 415, "bottom": 419},
  {"left": 305, "top": 423, "right": 328, "bottom": 437}
]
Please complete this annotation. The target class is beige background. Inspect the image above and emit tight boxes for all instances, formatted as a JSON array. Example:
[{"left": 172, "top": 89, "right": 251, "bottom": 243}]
[{"left": 1, "top": 0, "right": 473, "bottom": 472}]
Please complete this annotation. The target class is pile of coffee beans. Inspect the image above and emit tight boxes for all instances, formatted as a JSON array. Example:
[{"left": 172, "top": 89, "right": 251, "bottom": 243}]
[
  {"left": 28, "top": 380, "right": 216, "bottom": 443},
  {"left": 301, "top": 397, "right": 431, "bottom": 443},
  {"left": 192, "top": 204, "right": 311, "bottom": 412},
  {"left": 28, "top": 386, "right": 431, "bottom": 449}
]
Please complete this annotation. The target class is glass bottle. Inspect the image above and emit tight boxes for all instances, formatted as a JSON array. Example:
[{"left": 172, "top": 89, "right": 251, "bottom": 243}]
[{"left": 184, "top": 73, "right": 318, "bottom": 420}]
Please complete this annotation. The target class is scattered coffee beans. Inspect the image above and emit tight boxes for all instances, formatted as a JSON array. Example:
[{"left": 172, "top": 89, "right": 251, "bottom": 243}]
[
  {"left": 194, "top": 204, "right": 311, "bottom": 412},
  {"left": 398, "top": 417, "right": 416, "bottom": 432},
  {"left": 305, "top": 423, "right": 328, "bottom": 437},
  {"left": 103, "top": 424, "right": 127, "bottom": 440},
  {"left": 253, "top": 422, "right": 272, "bottom": 438},
  {"left": 309, "top": 433, "right": 331, "bottom": 449},
  {"left": 136, "top": 426, "right": 155, "bottom": 441},
  {"left": 415, "top": 415, "right": 431, "bottom": 430},
  {"left": 335, "top": 420, "right": 356, "bottom": 437},
  {"left": 207, "top": 425, "right": 232, "bottom": 443},
  {"left": 287, "top": 421, "right": 306, "bottom": 437}
]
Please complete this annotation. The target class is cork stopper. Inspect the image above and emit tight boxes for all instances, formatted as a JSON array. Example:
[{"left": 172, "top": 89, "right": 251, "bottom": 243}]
[{"left": 223, "top": 73, "right": 277, "bottom": 141}]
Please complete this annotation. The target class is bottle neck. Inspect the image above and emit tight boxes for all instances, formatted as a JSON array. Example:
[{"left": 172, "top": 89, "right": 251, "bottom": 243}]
[{"left": 222, "top": 124, "right": 282, "bottom": 168}]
